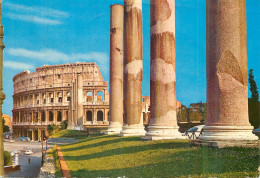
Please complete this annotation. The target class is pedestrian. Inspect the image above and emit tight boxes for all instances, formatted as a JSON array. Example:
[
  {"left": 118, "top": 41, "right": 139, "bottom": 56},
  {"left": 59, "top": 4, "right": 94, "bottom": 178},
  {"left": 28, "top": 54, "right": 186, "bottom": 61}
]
[{"left": 28, "top": 158, "right": 30, "bottom": 164}]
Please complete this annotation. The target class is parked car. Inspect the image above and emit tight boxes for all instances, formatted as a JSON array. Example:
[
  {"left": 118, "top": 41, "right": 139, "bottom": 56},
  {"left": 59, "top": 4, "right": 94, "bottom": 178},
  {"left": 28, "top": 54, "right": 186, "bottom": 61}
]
[
  {"left": 9, "top": 139, "right": 14, "bottom": 143},
  {"left": 183, "top": 125, "right": 205, "bottom": 139},
  {"left": 25, "top": 149, "right": 33, "bottom": 155},
  {"left": 13, "top": 150, "right": 20, "bottom": 154},
  {"left": 18, "top": 137, "right": 31, "bottom": 141},
  {"left": 253, "top": 128, "right": 260, "bottom": 139}
]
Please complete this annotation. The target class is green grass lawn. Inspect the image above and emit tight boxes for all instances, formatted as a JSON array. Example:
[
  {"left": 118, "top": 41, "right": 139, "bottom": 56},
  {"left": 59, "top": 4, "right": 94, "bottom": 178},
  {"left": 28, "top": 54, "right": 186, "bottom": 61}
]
[
  {"left": 51, "top": 130, "right": 91, "bottom": 138},
  {"left": 58, "top": 134, "right": 259, "bottom": 177}
]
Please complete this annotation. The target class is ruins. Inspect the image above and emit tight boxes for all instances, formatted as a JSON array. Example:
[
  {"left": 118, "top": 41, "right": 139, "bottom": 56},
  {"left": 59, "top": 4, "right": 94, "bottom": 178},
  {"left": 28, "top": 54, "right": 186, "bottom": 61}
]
[
  {"left": 143, "top": 0, "right": 182, "bottom": 140},
  {"left": 198, "top": 0, "right": 258, "bottom": 147},
  {"left": 105, "top": 4, "right": 124, "bottom": 135},
  {"left": 120, "top": 0, "right": 146, "bottom": 136},
  {"left": 12, "top": 62, "right": 110, "bottom": 140}
]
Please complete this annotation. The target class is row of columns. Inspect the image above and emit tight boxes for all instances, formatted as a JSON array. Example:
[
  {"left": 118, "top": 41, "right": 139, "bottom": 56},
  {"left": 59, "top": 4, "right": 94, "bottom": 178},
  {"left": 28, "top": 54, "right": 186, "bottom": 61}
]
[{"left": 106, "top": 0, "right": 257, "bottom": 145}]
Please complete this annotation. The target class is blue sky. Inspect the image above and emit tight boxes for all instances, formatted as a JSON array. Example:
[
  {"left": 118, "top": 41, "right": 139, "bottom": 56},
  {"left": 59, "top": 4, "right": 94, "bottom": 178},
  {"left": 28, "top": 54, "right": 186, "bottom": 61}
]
[{"left": 2, "top": 0, "right": 260, "bottom": 116}]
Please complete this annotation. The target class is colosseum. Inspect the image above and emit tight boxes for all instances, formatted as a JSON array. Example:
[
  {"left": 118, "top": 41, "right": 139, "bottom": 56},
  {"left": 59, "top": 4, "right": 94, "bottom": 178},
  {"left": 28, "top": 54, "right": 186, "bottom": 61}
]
[{"left": 12, "top": 62, "right": 109, "bottom": 141}]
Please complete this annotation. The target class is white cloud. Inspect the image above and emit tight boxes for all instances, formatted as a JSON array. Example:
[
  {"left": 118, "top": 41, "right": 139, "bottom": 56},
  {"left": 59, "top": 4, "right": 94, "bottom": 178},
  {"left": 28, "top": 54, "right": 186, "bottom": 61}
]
[
  {"left": 6, "top": 13, "right": 62, "bottom": 25},
  {"left": 6, "top": 48, "right": 108, "bottom": 64},
  {"left": 4, "top": 60, "right": 35, "bottom": 70},
  {"left": 4, "top": 2, "right": 69, "bottom": 25},
  {"left": 6, "top": 48, "right": 69, "bottom": 62},
  {"left": 6, "top": 48, "right": 109, "bottom": 74}
]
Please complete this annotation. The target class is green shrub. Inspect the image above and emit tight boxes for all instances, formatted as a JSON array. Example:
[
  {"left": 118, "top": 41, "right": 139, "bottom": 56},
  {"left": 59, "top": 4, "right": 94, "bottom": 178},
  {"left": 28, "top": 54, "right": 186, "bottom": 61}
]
[
  {"left": 4, "top": 151, "right": 12, "bottom": 166},
  {"left": 52, "top": 145, "right": 62, "bottom": 177},
  {"left": 248, "top": 100, "right": 260, "bottom": 129},
  {"left": 60, "top": 120, "right": 68, "bottom": 130},
  {"left": 48, "top": 124, "right": 59, "bottom": 136}
]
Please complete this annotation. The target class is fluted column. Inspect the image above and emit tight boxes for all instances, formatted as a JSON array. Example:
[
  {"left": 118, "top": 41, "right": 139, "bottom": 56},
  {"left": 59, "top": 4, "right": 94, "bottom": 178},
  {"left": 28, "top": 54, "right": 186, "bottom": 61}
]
[
  {"left": 120, "top": 0, "right": 146, "bottom": 136},
  {"left": 105, "top": 4, "right": 124, "bottom": 135},
  {"left": 199, "top": 0, "right": 258, "bottom": 146},
  {"left": 143, "top": 0, "right": 182, "bottom": 140},
  {"left": 0, "top": 0, "right": 5, "bottom": 175}
]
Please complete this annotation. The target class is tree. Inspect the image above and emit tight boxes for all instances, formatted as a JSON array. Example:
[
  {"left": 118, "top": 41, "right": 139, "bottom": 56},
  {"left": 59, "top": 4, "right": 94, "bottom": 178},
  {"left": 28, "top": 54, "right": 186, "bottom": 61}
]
[
  {"left": 47, "top": 124, "right": 59, "bottom": 136},
  {"left": 248, "top": 69, "right": 260, "bottom": 129},
  {"left": 60, "top": 120, "right": 68, "bottom": 130},
  {"left": 3, "top": 151, "right": 12, "bottom": 166},
  {"left": 2, "top": 119, "right": 9, "bottom": 133},
  {"left": 249, "top": 69, "right": 259, "bottom": 102}
]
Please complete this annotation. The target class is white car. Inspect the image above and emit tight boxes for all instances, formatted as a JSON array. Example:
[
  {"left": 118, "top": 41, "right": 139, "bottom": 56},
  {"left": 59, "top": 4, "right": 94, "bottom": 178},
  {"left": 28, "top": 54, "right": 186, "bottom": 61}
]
[
  {"left": 183, "top": 125, "right": 205, "bottom": 139},
  {"left": 25, "top": 150, "right": 33, "bottom": 155}
]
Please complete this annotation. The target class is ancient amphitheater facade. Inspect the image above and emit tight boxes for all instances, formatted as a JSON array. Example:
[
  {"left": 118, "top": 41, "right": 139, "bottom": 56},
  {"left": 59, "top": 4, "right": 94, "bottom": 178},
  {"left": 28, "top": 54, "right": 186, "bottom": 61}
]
[{"left": 12, "top": 62, "right": 109, "bottom": 141}]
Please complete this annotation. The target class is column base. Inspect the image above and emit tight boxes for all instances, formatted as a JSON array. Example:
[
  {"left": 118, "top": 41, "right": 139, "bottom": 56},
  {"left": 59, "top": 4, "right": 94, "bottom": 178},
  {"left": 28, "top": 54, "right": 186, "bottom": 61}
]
[
  {"left": 191, "top": 139, "right": 259, "bottom": 148},
  {"left": 198, "top": 126, "right": 258, "bottom": 147},
  {"left": 67, "top": 126, "right": 84, "bottom": 131},
  {"left": 104, "top": 127, "right": 122, "bottom": 135},
  {"left": 142, "top": 126, "right": 184, "bottom": 140},
  {"left": 119, "top": 125, "right": 146, "bottom": 137}
]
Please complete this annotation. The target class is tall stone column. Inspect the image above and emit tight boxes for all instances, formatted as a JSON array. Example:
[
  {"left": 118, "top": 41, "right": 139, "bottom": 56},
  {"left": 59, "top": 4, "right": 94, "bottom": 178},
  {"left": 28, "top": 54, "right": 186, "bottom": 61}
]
[
  {"left": 199, "top": 0, "right": 258, "bottom": 147},
  {"left": 105, "top": 4, "right": 124, "bottom": 135},
  {"left": 120, "top": 0, "right": 146, "bottom": 136},
  {"left": 143, "top": 0, "right": 182, "bottom": 140},
  {"left": 77, "top": 74, "right": 83, "bottom": 127},
  {"left": 0, "top": 1, "right": 4, "bottom": 174}
]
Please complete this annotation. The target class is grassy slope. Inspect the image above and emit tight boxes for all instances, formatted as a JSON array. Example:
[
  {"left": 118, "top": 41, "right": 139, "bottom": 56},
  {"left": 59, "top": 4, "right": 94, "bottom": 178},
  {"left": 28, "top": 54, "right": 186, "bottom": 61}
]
[
  {"left": 58, "top": 134, "right": 260, "bottom": 177},
  {"left": 52, "top": 130, "right": 90, "bottom": 138}
]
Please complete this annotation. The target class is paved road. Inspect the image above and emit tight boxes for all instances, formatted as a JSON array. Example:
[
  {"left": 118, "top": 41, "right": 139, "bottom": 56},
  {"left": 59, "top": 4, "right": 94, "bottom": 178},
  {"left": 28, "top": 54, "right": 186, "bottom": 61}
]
[{"left": 4, "top": 141, "right": 46, "bottom": 178}]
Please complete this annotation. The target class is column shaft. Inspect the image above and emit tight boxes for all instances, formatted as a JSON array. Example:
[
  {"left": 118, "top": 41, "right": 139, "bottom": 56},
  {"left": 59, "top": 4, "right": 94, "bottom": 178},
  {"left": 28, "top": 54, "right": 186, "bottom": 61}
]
[
  {"left": 120, "top": 0, "right": 145, "bottom": 136},
  {"left": 199, "top": 0, "right": 258, "bottom": 145},
  {"left": 144, "top": 0, "right": 182, "bottom": 140},
  {"left": 77, "top": 74, "right": 83, "bottom": 128},
  {"left": 105, "top": 4, "right": 124, "bottom": 135}
]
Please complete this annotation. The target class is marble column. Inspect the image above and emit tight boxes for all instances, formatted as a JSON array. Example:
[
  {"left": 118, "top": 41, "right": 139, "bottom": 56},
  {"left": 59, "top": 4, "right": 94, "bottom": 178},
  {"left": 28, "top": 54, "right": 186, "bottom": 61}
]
[
  {"left": 67, "top": 82, "right": 75, "bottom": 129},
  {"left": 143, "top": 0, "right": 182, "bottom": 140},
  {"left": 105, "top": 4, "right": 124, "bottom": 135},
  {"left": 77, "top": 74, "right": 83, "bottom": 127},
  {"left": 120, "top": 0, "right": 146, "bottom": 136},
  {"left": 199, "top": 0, "right": 258, "bottom": 146}
]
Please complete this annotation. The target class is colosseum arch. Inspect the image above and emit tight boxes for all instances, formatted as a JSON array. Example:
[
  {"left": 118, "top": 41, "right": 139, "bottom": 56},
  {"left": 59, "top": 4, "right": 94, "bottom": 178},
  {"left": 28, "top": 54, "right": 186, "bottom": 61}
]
[
  {"left": 97, "top": 110, "right": 103, "bottom": 121},
  {"left": 41, "top": 111, "right": 45, "bottom": 122},
  {"left": 58, "top": 92, "right": 63, "bottom": 103},
  {"left": 86, "top": 110, "right": 92, "bottom": 121},
  {"left": 97, "top": 91, "right": 104, "bottom": 102},
  {"left": 57, "top": 111, "right": 62, "bottom": 122},
  {"left": 67, "top": 92, "right": 71, "bottom": 101},
  {"left": 49, "top": 111, "right": 54, "bottom": 122},
  {"left": 87, "top": 91, "right": 93, "bottom": 102}
]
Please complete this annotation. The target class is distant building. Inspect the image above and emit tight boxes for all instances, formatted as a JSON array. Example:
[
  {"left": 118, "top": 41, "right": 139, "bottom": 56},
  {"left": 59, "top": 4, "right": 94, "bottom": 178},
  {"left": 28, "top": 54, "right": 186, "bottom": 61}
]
[
  {"left": 12, "top": 62, "right": 109, "bottom": 141},
  {"left": 177, "top": 102, "right": 206, "bottom": 123},
  {"left": 142, "top": 96, "right": 150, "bottom": 124},
  {"left": 142, "top": 96, "right": 181, "bottom": 125},
  {"left": 2, "top": 114, "right": 12, "bottom": 131}
]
